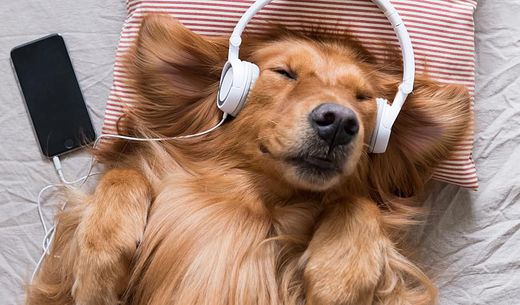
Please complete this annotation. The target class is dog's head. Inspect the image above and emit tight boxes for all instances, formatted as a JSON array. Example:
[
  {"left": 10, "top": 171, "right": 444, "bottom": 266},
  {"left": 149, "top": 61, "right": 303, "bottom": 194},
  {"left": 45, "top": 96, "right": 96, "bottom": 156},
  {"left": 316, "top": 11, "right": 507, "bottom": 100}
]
[
  {"left": 118, "top": 15, "right": 470, "bottom": 196},
  {"left": 226, "top": 31, "right": 381, "bottom": 191}
]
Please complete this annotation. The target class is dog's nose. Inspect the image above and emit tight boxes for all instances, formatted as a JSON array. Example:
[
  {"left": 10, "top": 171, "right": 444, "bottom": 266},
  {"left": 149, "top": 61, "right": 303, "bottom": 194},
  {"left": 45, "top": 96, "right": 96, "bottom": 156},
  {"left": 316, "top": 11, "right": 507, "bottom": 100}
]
[{"left": 309, "top": 103, "right": 359, "bottom": 147}]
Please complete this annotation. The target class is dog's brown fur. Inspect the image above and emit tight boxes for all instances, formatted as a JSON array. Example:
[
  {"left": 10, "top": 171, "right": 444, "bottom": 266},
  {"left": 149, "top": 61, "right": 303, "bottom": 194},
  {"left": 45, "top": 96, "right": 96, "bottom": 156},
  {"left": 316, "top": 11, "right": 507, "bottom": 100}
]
[{"left": 26, "top": 15, "right": 471, "bottom": 305}]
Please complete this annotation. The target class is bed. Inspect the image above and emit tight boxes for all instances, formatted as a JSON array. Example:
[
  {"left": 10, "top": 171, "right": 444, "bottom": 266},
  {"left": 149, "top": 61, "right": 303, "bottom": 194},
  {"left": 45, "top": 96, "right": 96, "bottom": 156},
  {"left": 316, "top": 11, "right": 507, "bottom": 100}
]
[{"left": 0, "top": 0, "right": 518, "bottom": 304}]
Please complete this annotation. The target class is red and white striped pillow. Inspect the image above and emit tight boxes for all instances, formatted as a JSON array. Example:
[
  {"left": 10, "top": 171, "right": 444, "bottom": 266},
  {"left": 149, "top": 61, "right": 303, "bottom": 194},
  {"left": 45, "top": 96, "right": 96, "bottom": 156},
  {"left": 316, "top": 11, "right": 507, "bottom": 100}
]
[{"left": 103, "top": 0, "right": 478, "bottom": 189}]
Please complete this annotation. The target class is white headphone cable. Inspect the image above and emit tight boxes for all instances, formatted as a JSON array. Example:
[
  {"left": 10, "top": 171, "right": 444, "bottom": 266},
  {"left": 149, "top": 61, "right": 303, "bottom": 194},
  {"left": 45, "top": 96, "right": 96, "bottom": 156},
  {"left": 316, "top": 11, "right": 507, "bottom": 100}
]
[{"left": 32, "top": 112, "right": 228, "bottom": 282}]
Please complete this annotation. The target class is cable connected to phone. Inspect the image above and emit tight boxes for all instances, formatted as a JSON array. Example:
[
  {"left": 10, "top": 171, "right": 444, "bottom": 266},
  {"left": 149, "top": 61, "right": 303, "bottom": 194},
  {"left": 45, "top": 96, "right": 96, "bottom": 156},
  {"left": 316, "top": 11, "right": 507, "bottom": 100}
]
[{"left": 32, "top": 112, "right": 228, "bottom": 282}]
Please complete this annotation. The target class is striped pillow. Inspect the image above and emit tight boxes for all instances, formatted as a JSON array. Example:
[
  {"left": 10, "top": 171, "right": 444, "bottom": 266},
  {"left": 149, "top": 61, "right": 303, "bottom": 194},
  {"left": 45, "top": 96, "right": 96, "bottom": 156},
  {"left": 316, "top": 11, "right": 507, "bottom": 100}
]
[{"left": 103, "top": 0, "right": 478, "bottom": 189}]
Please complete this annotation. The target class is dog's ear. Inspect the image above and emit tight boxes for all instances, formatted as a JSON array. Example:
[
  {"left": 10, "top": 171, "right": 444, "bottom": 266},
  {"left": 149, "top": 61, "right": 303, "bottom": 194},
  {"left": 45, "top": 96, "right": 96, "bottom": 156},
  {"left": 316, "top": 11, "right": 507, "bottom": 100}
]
[
  {"left": 126, "top": 14, "right": 228, "bottom": 136},
  {"left": 370, "top": 77, "right": 472, "bottom": 197}
]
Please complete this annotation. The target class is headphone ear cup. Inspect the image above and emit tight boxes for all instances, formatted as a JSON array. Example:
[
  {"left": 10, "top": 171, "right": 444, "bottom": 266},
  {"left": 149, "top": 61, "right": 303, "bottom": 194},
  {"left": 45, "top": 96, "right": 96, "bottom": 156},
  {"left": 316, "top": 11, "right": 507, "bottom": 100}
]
[
  {"left": 233, "top": 61, "right": 259, "bottom": 114},
  {"left": 248, "top": 61, "right": 260, "bottom": 88},
  {"left": 369, "top": 98, "right": 391, "bottom": 153},
  {"left": 217, "top": 60, "right": 259, "bottom": 117},
  {"left": 217, "top": 59, "right": 243, "bottom": 116}
]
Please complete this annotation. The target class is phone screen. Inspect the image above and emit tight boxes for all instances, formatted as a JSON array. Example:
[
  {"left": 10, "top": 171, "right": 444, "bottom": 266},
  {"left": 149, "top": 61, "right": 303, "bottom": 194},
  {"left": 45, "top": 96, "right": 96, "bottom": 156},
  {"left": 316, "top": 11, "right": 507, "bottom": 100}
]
[{"left": 11, "top": 34, "right": 95, "bottom": 158}]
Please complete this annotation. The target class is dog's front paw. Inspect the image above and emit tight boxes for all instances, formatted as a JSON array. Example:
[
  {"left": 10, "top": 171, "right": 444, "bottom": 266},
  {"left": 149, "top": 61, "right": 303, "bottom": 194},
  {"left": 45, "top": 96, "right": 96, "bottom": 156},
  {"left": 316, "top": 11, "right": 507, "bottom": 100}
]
[
  {"left": 71, "top": 245, "right": 126, "bottom": 305},
  {"left": 304, "top": 201, "right": 385, "bottom": 305},
  {"left": 71, "top": 212, "right": 134, "bottom": 304},
  {"left": 71, "top": 277, "right": 118, "bottom": 305},
  {"left": 304, "top": 240, "right": 384, "bottom": 305},
  {"left": 69, "top": 169, "right": 149, "bottom": 305}
]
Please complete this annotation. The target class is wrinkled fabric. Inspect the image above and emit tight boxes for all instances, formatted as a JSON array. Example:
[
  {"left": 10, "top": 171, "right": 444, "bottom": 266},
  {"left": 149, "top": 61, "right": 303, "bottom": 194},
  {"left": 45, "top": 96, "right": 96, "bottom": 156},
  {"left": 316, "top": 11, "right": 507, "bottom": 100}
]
[
  {"left": 412, "top": 1, "right": 520, "bottom": 304},
  {"left": 0, "top": 1, "right": 518, "bottom": 305}
]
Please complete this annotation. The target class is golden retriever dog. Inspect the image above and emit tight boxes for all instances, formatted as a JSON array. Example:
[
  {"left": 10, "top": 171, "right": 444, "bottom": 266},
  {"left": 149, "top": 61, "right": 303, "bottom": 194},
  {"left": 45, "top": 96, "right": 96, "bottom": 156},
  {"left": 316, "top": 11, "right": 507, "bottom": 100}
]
[{"left": 26, "top": 14, "right": 471, "bottom": 305}]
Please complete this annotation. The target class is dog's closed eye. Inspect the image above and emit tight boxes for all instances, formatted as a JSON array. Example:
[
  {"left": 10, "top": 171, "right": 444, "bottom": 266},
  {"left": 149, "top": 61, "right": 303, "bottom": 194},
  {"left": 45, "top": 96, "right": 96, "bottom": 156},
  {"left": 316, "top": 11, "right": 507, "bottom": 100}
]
[
  {"left": 355, "top": 92, "right": 372, "bottom": 101},
  {"left": 271, "top": 67, "right": 297, "bottom": 81}
]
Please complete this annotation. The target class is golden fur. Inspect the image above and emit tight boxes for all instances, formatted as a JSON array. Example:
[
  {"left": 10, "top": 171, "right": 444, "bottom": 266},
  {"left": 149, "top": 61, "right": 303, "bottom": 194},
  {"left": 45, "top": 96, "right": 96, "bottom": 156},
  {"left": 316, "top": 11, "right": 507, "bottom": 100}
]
[{"left": 26, "top": 14, "right": 471, "bottom": 305}]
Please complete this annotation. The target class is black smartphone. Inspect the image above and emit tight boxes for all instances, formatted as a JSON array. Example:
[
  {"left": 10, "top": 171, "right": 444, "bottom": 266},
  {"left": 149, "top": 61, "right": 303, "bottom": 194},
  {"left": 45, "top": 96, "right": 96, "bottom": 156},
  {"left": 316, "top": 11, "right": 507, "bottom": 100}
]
[{"left": 11, "top": 34, "right": 95, "bottom": 158}]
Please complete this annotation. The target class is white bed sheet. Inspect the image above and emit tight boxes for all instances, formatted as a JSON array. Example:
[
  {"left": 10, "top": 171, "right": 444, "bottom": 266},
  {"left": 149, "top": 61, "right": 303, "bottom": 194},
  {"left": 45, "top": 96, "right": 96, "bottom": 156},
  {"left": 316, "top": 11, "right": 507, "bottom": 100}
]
[
  {"left": 414, "top": 1, "right": 520, "bottom": 304},
  {"left": 0, "top": 1, "right": 518, "bottom": 304}
]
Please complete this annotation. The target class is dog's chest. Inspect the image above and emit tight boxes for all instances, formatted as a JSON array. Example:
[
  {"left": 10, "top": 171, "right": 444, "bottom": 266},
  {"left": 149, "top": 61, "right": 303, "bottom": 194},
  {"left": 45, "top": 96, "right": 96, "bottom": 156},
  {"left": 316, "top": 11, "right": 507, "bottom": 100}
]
[{"left": 129, "top": 174, "right": 324, "bottom": 303}]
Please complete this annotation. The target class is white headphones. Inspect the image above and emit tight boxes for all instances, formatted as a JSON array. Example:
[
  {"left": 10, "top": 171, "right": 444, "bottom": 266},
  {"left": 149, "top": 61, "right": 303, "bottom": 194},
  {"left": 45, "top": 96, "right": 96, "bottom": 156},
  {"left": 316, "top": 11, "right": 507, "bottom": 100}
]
[{"left": 216, "top": 0, "right": 415, "bottom": 153}]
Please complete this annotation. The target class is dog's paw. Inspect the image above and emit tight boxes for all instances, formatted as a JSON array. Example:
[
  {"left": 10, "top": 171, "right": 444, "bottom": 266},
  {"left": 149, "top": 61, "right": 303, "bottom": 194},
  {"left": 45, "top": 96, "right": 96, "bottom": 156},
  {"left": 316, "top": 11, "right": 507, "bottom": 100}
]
[
  {"left": 304, "top": 246, "right": 383, "bottom": 305},
  {"left": 71, "top": 277, "right": 118, "bottom": 305},
  {"left": 71, "top": 247, "right": 124, "bottom": 305},
  {"left": 71, "top": 217, "right": 132, "bottom": 305},
  {"left": 303, "top": 201, "right": 386, "bottom": 305}
]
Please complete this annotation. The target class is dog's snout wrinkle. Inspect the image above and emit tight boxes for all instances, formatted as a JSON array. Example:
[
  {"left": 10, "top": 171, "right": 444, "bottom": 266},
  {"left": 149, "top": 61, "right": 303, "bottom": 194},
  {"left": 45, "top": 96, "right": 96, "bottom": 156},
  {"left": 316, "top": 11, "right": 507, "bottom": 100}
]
[{"left": 309, "top": 103, "right": 359, "bottom": 150}]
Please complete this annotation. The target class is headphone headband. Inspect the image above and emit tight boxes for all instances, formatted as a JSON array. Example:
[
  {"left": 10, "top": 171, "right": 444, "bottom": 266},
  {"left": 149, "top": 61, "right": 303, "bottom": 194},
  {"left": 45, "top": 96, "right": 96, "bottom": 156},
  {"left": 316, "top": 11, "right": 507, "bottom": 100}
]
[{"left": 229, "top": 0, "right": 414, "bottom": 90}]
